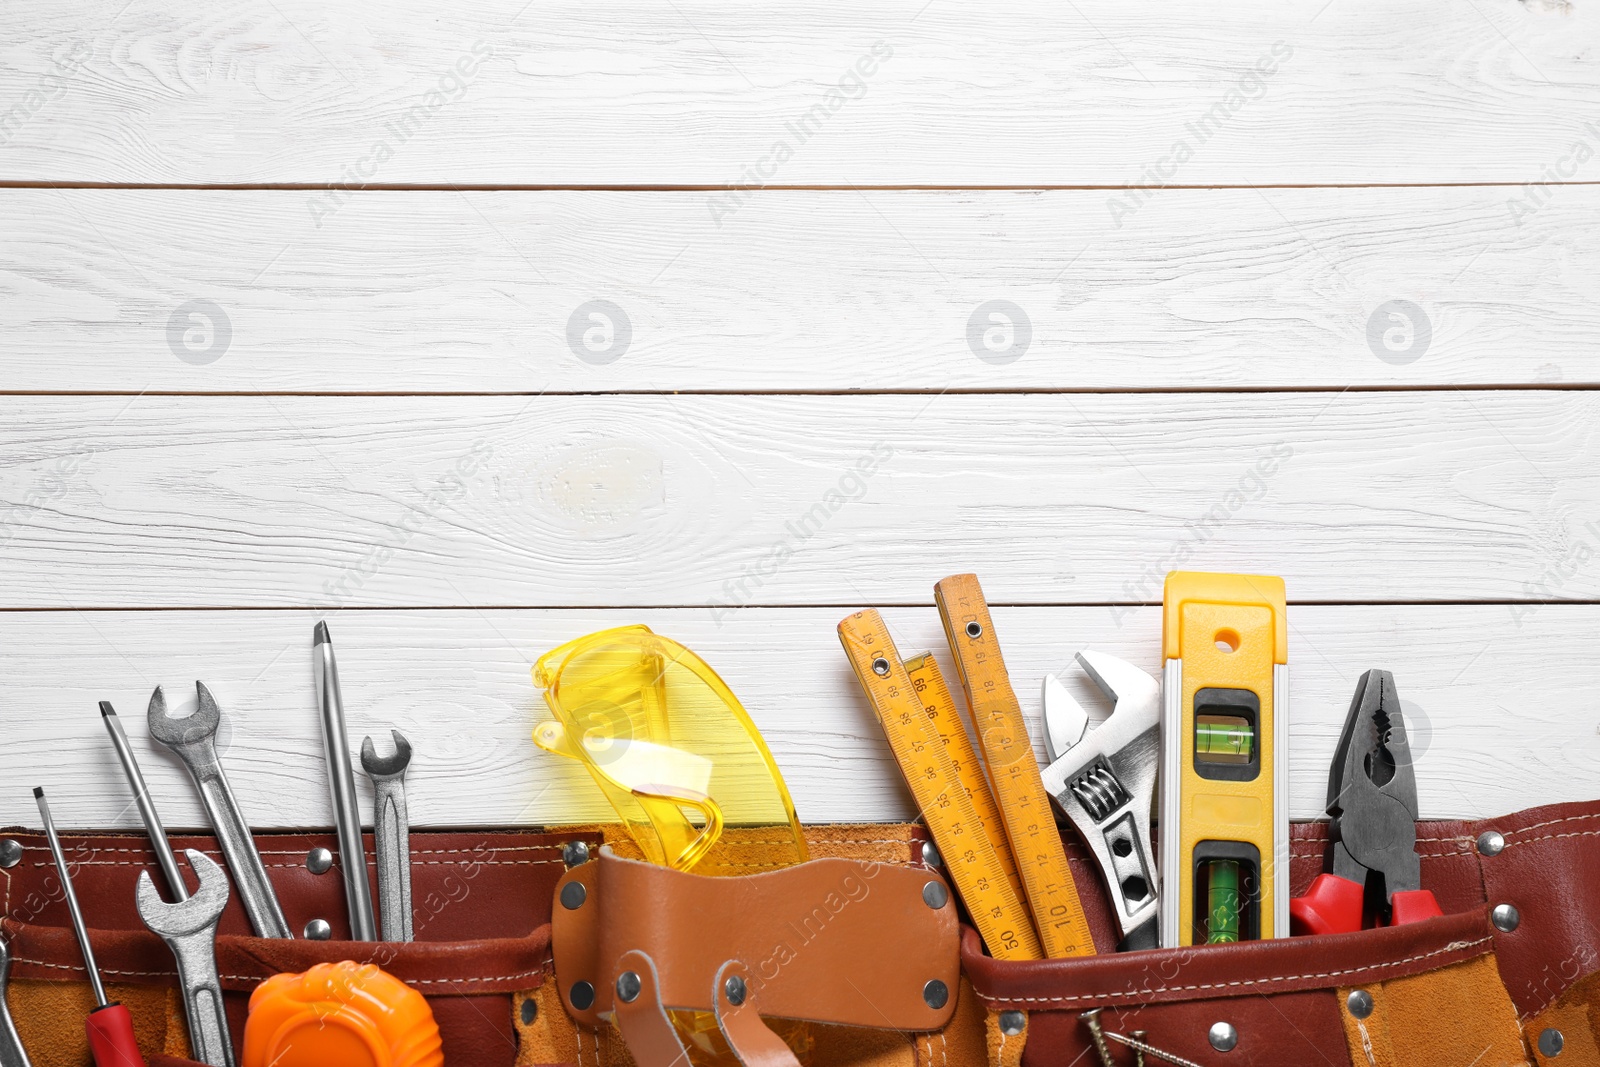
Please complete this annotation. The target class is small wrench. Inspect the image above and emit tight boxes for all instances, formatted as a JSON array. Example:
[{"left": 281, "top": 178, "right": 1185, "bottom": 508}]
[
  {"left": 0, "top": 930, "right": 31, "bottom": 1067},
  {"left": 137, "top": 849, "right": 234, "bottom": 1067},
  {"left": 360, "top": 729, "right": 414, "bottom": 942},
  {"left": 148, "top": 683, "right": 291, "bottom": 939}
]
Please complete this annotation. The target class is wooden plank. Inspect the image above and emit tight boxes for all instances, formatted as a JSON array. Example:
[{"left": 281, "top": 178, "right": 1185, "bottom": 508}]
[
  {"left": 2, "top": 392, "right": 1597, "bottom": 607},
  {"left": 0, "top": 605, "right": 1586, "bottom": 828},
  {"left": 0, "top": 0, "right": 1594, "bottom": 185},
  {"left": 2, "top": 187, "right": 1594, "bottom": 391}
]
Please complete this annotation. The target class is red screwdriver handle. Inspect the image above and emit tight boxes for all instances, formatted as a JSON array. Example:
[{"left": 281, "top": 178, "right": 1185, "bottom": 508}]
[
  {"left": 87, "top": 1003, "right": 147, "bottom": 1067},
  {"left": 1289, "top": 873, "right": 1366, "bottom": 936},
  {"left": 1389, "top": 889, "right": 1444, "bottom": 926}
]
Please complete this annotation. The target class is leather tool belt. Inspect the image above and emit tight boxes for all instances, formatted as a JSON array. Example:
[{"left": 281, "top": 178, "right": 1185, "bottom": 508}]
[{"left": 4, "top": 804, "right": 1600, "bottom": 1066}]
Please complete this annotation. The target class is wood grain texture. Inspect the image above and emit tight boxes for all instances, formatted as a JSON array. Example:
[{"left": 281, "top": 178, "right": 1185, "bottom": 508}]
[
  {"left": 1, "top": 187, "right": 1594, "bottom": 391},
  {"left": 0, "top": 0, "right": 1593, "bottom": 185},
  {"left": 2, "top": 392, "right": 1598, "bottom": 608},
  {"left": 0, "top": 605, "right": 1585, "bottom": 829}
]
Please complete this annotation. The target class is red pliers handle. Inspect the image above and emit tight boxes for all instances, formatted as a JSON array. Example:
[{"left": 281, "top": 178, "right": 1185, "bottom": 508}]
[{"left": 1290, "top": 874, "right": 1442, "bottom": 935}]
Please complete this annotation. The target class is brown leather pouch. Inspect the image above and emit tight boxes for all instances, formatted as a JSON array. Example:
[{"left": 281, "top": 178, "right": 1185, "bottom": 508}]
[
  {"left": 0, "top": 822, "right": 980, "bottom": 1067},
  {"left": 964, "top": 800, "right": 1600, "bottom": 1066},
  {"left": 550, "top": 847, "right": 960, "bottom": 1067}
]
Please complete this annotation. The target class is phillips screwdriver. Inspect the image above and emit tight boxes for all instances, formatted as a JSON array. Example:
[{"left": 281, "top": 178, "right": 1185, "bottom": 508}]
[
  {"left": 100, "top": 702, "right": 189, "bottom": 903},
  {"left": 34, "top": 787, "right": 148, "bottom": 1067},
  {"left": 313, "top": 621, "right": 377, "bottom": 941}
]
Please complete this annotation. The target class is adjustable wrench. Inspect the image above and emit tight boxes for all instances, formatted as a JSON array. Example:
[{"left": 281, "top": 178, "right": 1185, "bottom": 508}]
[
  {"left": 136, "top": 849, "right": 234, "bottom": 1067},
  {"left": 1039, "top": 650, "right": 1162, "bottom": 951},
  {"left": 0, "top": 930, "right": 31, "bottom": 1067},
  {"left": 361, "top": 729, "right": 414, "bottom": 942},
  {"left": 148, "top": 683, "right": 291, "bottom": 939}
]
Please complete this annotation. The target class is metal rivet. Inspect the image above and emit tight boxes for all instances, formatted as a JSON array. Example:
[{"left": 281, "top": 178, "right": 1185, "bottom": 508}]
[
  {"left": 520, "top": 997, "right": 538, "bottom": 1026},
  {"left": 724, "top": 975, "right": 747, "bottom": 1006},
  {"left": 0, "top": 840, "right": 21, "bottom": 869},
  {"left": 1477, "top": 831, "right": 1505, "bottom": 857},
  {"left": 305, "top": 847, "right": 333, "bottom": 875},
  {"left": 303, "top": 918, "right": 331, "bottom": 941},
  {"left": 569, "top": 980, "right": 595, "bottom": 1011},
  {"left": 965, "top": 621, "right": 982, "bottom": 639},
  {"left": 922, "top": 880, "right": 949, "bottom": 910},
  {"left": 1208, "top": 1021, "right": 1238, "bottom": 1052},
  {"left": 616, "top": 971, "right": 641, "bottom": 1003},
  {"left": 1539, "top": 1027, "right": 1564, "bottom": 1057},
  {"left": 872, "top": 657, "right": 891, "bottom": 677},
  {"left": 1346, "top": 990, "right": 1373, "bottom": 1019},
  {"left": 998, "top": 1010, "right": 1026, "bottom": 1035},
  {"left": 923, "top": 979, "right": 949, "bottom": 1010},
  {"left": 1492, "top": 903, "right": 1520, "bottom": 932},
  {"left": 921, "top": 841, "right": 942, "bottom": 868},
  {"left": 563, "top": 840, "right": 591, "bottom": 868},
  {"left": 561, "top": 881, "right": 587, "bottom": 910}
]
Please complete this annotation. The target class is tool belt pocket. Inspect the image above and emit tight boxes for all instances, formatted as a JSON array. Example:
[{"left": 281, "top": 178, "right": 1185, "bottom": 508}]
[
  {"left": 962, "top": 803, "right": 1600, "bottom": 1067},
  {"left": 550, "top": 843, "right": 964, "bottom": 1067}
]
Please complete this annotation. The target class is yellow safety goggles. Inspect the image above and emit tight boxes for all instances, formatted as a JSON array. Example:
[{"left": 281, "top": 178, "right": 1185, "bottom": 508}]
[{"left": 532, "top": 625, "right": 806, "bottom": 872}]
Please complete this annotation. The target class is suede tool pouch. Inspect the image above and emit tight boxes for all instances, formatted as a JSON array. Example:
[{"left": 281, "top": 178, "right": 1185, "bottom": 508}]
[{"left": 964, "top": 800, "right": 1600, "bottom": 1067}]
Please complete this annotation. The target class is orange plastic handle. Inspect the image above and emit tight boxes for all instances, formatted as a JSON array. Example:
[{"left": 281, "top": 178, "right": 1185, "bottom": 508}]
[{"left": 244, "top": 961, "right": 443, "bottom": 1067}]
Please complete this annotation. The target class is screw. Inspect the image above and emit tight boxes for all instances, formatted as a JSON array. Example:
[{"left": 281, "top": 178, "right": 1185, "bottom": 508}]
[
  {"left": 1491, "top": 903, "right": 1520, "bottom": 932},
  {"left": 520, "top": 997, "right": 539, "bottom": 1026},
  {"left": 1477, "top": 831, "right": 1505, "bottom": 857},
  {"left": 921, "top": 841, "right": 942, "bottom": 868},
  {"left": 561, "top": 881, "right": 587, "bottom": 910},
  {"left": 0, "top": 840, "right": 21, "bottom": 869},
  {"left": 998, "top": 1011, "right": 1025, "bottom": 1036},
  {"left": 922, "top": 880, "right": 949, "bottom": 909},
  {"left": 616, "top": 971, "right": 641, "bottom": 1003},
  {"left": 563, "top": 840, "right": 591, "bottom": 868},
  {"left": 1079, "top": 1010, "right": 1118, "bottom": 1067},
  {"left": 569, "top": 980, "right": 595, "bottom": 1011},
  {"left": 303, "top": 918, "right": 331, "bottom": 941},
  {"left": 1346, "top": 990, "right": 1373, "bottom": 1019},
  {"left": 725, "top": 975, "right": 747, "bottom": 1006},
  {"left": 305, "top": 847, "right": 333, "bottom": 875},
  {"left": 923, "top": 979, "right": 949, "bottom": 1010}
]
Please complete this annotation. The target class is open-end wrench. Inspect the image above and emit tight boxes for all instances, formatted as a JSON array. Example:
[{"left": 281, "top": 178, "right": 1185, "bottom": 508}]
[
  {"left": 148, "top": 683, "right": 291, "bottom": 939},
  {"left": 360, "top": 729, "right": 414, "bottom": 942},
  {"left": 0, "top": 930, "right": 31, "bottom": 1067},
  {"left": 137, "top": 849, "right": 234, "bottom": 1067}
]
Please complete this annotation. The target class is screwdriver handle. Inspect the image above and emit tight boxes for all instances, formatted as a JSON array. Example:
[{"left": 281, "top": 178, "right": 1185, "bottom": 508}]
[
  {"left": 1288, "top": 873, "right": 1365, "bottom": 936},
  {"left": 1389, "top": 889, "right": 1443, "bottom": 926},
  {"left": 86, "top": 1003, "right": 146, "bottom": 1067}
]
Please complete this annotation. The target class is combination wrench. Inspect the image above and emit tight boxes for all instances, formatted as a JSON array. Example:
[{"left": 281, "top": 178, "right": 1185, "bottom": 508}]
[
  {"left": 361, "top": 729, "right": 414, "bottom": 942},
  {"left": 148, "top": 683, "right": 291, "bottom": 939},
  {"left": 137, "top": 850, "right": 234, "bottom": 1067}
]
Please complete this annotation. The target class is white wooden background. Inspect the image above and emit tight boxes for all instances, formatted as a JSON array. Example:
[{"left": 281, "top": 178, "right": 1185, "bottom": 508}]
[{"left": 1, "top": 0, "right": 1597, "bottom": 831}]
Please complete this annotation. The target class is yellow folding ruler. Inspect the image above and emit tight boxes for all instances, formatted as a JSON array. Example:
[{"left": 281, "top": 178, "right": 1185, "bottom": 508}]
[
  {"left": 934, "top": 573, "right": 1096, "bottom": 958},
  {"left": 838, "top": 610, "right": 1043, "bottom": 960}
]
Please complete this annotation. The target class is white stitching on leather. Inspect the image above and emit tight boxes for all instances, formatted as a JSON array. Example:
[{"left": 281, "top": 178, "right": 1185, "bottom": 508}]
[
  {"left": 1356, "top": 1018, "right": 1377, "bottom": 1067},
  {"left": 981, "top": 937, "right": 1492, "bottom": 1007}
]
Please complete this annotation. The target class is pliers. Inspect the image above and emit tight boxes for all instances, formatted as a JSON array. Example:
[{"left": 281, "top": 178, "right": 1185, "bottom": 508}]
[{"left": 1289, "top": 669, "right": 1443, "bottom": 935}]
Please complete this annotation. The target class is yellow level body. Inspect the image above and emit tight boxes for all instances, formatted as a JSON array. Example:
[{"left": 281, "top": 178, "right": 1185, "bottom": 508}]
[
  {"left": 1159, "top": 571, "right": 1289, "bottom": 947},
  {"left": 838, "top": 610, "right": 1043, "bottom": 960},
  {"left": 935, "top": 574, "right": 1096, "bottom": 958}
]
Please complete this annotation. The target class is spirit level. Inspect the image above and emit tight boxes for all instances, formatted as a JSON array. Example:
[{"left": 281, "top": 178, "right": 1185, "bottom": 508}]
[{"left": 1159, "top": 571, "right": 1289, "bottom": 947}]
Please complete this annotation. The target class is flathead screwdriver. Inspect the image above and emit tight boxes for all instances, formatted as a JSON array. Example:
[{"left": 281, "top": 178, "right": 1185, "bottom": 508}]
[
  {"left": 99, "top": 702, "right": 188, "bottom": 902},
  {"left": 34, "top": 788, "right": 147, "bottom": 1067}
]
